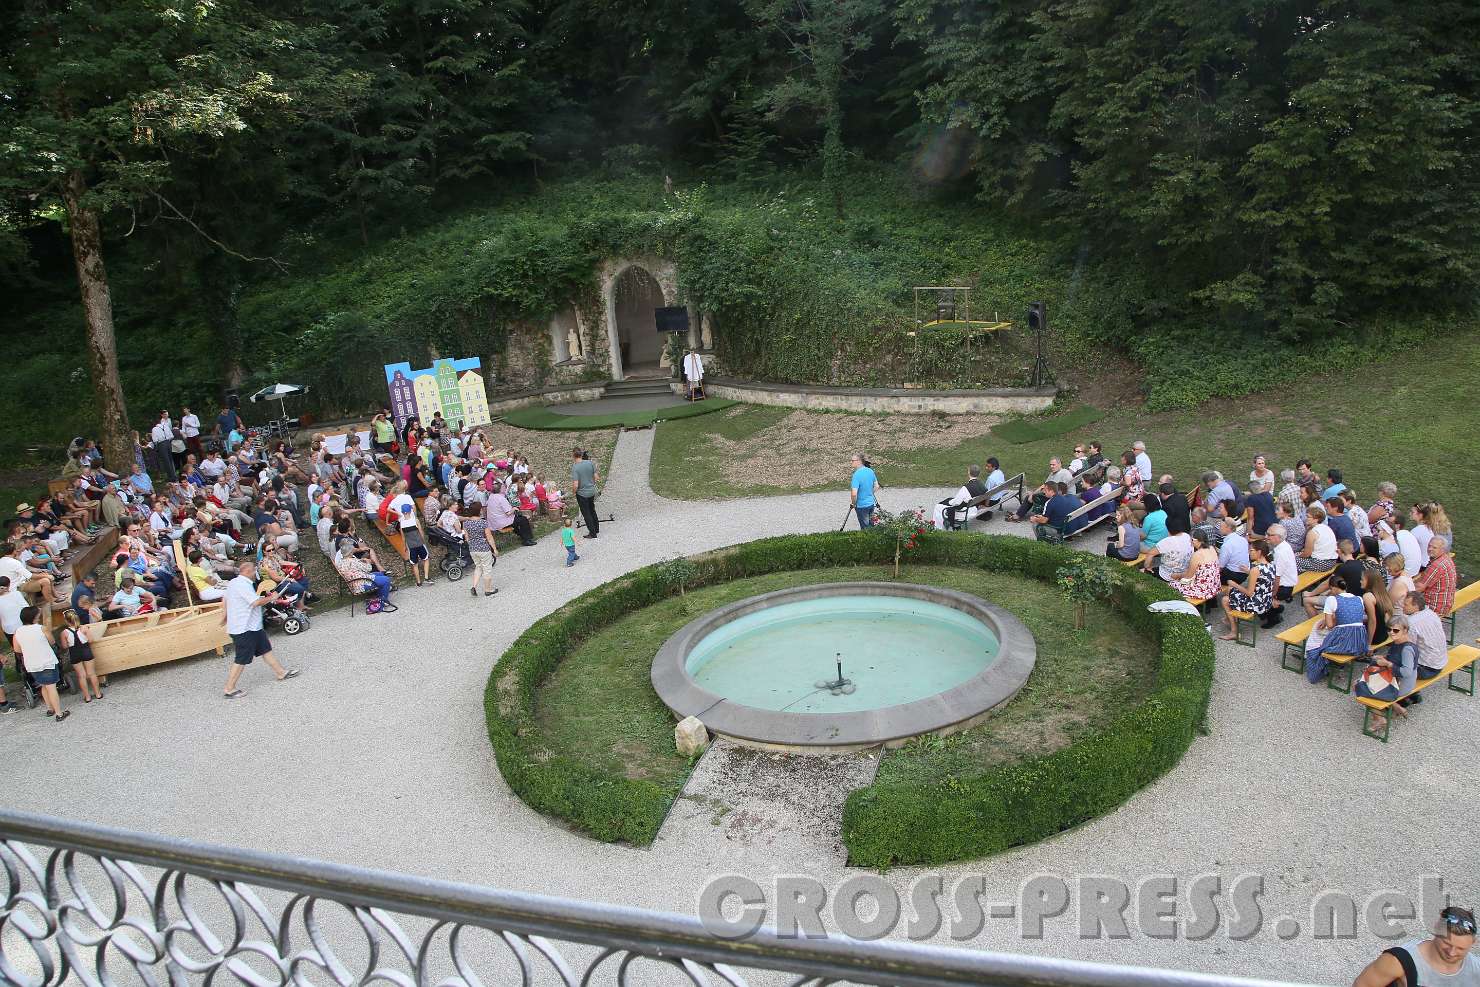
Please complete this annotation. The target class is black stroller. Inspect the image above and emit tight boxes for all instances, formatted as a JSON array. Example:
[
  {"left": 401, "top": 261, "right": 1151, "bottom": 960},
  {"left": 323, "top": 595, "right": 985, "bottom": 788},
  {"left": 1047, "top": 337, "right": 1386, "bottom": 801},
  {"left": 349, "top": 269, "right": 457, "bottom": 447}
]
[{"left": 425, "top": 527, "right": 469, "bottom": 581}]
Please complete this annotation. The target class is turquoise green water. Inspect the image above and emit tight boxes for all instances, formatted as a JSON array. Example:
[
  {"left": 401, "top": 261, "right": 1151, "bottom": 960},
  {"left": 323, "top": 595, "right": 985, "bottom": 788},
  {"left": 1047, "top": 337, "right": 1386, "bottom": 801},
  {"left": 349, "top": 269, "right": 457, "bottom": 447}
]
[{"left": 686, "top": 595, "right": 999, "bottom": 714}]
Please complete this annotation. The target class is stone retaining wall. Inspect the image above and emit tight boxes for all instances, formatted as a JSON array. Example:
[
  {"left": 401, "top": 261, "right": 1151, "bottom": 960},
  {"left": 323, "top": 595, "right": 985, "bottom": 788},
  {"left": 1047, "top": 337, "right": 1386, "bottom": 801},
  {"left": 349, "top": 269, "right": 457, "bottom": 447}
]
[
  {"left": 489, "top": 383, "right": 607, "bottom": 415},
  {"left": 680, "top": 377, "right": 1057, "bottom": 414}
]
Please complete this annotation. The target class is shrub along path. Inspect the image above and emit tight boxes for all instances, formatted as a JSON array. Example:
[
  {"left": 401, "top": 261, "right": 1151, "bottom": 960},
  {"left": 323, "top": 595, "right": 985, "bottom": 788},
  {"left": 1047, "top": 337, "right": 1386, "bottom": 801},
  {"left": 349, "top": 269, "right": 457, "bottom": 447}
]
[{"left": 0, "top": 428, "right": 1473, "bottom": 983}]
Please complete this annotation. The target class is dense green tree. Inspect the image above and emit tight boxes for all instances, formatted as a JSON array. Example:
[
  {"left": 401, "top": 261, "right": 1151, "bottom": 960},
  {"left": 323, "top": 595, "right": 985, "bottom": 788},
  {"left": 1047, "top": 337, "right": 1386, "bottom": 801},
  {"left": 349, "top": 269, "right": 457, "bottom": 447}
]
[
  {"left": 0, "top": 0, "right": 310, "bottom": 466},
  {"left": 747, "top": 0, "right": 887, "bottom": 217},
  {"left": 899, "top": 0, "right": 1480, "bottom": 336}
]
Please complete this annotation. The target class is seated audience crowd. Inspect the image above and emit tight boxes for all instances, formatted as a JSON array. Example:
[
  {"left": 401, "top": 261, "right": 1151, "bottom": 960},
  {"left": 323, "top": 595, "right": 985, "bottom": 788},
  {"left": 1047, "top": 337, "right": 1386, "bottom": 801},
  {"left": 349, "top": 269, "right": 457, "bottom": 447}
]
[
  {"left": 0, "top": 409, "right": 578, "bottom": 716},
  {"left": 929, "top": 437, "right": 1467, "bottom": 709}
]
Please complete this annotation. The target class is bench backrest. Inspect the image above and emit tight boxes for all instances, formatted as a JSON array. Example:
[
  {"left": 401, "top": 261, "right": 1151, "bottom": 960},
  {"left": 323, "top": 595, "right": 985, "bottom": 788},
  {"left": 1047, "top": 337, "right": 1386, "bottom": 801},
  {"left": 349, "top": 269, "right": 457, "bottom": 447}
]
[
  {"left": 1069, "top": 459, "right": 1107, "bottom": 485},
  {"left": 972, "top": 472, "right": 1025, "bottom": 508},
  {"left": 1066, "top": 485, "right": 1125, "bottom": 522}
]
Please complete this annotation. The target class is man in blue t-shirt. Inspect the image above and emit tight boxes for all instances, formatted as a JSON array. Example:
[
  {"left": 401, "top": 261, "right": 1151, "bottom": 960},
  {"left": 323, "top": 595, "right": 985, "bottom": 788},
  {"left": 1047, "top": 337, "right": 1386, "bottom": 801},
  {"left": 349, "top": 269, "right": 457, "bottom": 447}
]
[
  {"left": 1324, "top": 496, "right": 1356, "bottom": 548},
  {"left": 1031, "top": 482, "right": 1080, "bottom": 542},
  {"left": 850, "top": 454, "right": 879, "bottom": 528}
]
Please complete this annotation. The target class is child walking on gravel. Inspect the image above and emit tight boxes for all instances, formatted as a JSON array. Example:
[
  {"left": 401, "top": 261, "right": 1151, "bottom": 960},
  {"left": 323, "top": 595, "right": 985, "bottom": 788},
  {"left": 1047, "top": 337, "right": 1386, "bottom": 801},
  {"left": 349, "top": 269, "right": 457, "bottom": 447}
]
[{"left": 560, "top": 515, "right": 579, "bottom": 567}]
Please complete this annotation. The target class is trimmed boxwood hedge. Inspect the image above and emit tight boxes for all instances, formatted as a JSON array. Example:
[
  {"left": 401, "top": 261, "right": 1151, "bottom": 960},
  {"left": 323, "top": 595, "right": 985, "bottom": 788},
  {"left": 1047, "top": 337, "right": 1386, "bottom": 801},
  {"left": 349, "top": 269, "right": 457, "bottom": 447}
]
[{"left": 482, "top": 532, "right": 1214, "bottom": 861}]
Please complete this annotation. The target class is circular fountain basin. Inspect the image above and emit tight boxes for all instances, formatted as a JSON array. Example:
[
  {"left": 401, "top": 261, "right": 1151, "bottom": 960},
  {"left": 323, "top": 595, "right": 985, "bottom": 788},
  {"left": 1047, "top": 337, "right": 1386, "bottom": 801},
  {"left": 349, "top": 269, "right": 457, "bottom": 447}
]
[{"left": 652, "top": 582, "right": 1036, "bottom": 751}]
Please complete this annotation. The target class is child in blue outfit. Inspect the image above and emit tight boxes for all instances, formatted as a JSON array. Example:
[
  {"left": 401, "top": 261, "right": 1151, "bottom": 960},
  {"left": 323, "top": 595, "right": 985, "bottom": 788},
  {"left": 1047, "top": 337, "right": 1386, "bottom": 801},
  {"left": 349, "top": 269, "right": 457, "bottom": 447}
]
[{"left": 560, "top": 515, "right": 579, "bottom": 567}]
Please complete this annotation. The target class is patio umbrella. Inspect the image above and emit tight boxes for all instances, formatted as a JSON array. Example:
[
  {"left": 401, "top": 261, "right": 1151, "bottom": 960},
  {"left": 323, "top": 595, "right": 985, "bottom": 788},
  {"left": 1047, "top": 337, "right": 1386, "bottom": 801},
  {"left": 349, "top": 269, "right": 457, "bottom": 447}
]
[{"left": 248, "top": 383, "right": 308, "bottom": 421}]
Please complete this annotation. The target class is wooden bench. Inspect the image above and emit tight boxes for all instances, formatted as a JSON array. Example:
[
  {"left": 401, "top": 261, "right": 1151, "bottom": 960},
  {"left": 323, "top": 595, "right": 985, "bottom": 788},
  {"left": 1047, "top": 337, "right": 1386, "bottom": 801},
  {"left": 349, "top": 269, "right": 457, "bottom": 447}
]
[
  {"left": 941, "top": 472, "right": 1025, "bottom": 531},
  {"left": 1121, "top": 549, "right": 1153, "bottom": 568},
  {"left": 1277, "top": 615, "right": 1321, "bottom": 672},
  {"left": 1226, "top": 610, "right": 1258, "bottom": 647},
  {"left": 68, "top": 526, "right": 119, "bottom": 584},
  {"left": 1354, "top": 643, "right": 1480, "bottom": 742},
  {"left": 371, "top": 517, "right": 411, "bottom": 577},
  {"left": 1063, "top": 485, "right": 1125, "bottom": 541},
  {"left": 1292, "top": 567, "right": 1334, "bottom": 606},
  {"left": 1068, "top": 458, "right": 1107, "bottom": 487},
  {"left": 339, "top": 576, "right": 378, "bottom": 617},
  {"left": 1320, "top": 637, "right": 1390, "bottom": 693},
  {"left": 1441, "top": 580, "right": 1480, "bottom": 644}
]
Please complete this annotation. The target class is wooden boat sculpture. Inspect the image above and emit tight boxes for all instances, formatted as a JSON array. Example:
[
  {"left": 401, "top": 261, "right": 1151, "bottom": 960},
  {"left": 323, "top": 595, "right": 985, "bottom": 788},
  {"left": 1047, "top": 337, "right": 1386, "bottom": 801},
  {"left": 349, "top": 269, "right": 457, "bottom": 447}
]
[{"left": 88, "top": 602, "right": 230, "bottom": 676}]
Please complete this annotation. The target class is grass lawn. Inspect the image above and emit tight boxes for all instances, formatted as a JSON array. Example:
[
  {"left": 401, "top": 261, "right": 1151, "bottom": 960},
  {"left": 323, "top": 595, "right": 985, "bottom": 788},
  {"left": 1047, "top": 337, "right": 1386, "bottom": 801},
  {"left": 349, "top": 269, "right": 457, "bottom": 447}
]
[
  {"left": 501, "top": 398, "right": 736, "bottom": 430},
  {"left": 532, "top": 564, "right": 1155, "bottom": 796},
  {"left": 652, "top": 331, "right": 1480, "bottom": 569},
  {"left": 992, "top": 403, "right": 1104, "bottom": 444}
]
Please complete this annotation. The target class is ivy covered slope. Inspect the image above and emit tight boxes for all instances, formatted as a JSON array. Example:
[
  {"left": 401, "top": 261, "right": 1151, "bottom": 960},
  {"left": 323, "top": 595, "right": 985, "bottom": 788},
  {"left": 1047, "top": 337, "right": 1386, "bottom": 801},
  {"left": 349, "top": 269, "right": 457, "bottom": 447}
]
[{"left": 233, "top": 170, "right": 1077, "bottom": 399}]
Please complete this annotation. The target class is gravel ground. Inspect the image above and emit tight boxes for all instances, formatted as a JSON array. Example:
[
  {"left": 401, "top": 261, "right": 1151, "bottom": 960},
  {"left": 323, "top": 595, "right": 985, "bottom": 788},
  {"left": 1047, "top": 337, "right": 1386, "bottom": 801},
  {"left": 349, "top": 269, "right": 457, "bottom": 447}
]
[{"left": 2, "top": 428, "right": 1474, "bottom": 985}]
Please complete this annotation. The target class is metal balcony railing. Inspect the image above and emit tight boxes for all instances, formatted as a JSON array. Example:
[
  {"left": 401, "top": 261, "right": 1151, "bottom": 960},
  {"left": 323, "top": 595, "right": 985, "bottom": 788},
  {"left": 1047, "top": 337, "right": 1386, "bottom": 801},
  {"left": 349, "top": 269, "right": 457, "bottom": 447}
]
[{"left": 0, "top": 808, "right": 1301, "bottom": 987}]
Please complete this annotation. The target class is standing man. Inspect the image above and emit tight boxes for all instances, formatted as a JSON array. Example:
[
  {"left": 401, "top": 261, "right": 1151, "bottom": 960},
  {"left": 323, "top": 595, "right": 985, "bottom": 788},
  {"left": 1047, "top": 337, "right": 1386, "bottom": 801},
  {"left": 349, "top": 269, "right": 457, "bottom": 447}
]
[
  {"left": 0, "top": 578, "right": 25, "bottom": 713},
  {"left": 849, "top": 453, "right": 879, "bottom": 529},
  {"left": 221, "top": 559, "right": 298, "bottom": 699},
  {"left": 180, "top": 407, "right": 203, "bottom": 460},
  {"left": 215, "top": 402, "right": 244, "bottom": 452},
  {"left": 682, "top": 348, "right": 705, "bottom": 400},
  {"left": 570, "top": 447, "right": 600, "bottom": 539},
  {"left": 150, "top": 411, "right": 178, "bottom": 481},
  {"left": 1351, "top": 906, "right": 1475, "bottom": 987}
]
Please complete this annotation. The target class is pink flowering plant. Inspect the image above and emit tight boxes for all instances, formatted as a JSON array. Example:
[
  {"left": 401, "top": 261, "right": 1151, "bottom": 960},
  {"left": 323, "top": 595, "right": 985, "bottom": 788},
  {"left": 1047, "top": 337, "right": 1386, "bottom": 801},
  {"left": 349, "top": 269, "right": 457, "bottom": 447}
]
[{"left": 874, "top": 506, "right": 932, "bottom": 577}]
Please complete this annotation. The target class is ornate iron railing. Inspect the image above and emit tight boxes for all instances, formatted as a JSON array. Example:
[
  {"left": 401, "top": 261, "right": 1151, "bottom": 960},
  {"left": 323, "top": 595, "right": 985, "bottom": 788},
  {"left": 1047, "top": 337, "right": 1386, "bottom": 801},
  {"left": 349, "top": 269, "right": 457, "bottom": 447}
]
[{"left": 0, "top": 808, "right": 1300, "bottom": 987}]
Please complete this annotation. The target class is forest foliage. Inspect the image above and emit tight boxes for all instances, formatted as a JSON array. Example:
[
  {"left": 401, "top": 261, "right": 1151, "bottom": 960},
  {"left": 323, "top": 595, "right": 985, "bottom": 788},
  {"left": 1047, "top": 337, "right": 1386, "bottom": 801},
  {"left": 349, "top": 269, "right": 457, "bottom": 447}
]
[{"left": 3, "top": 0, "right": 1478, "bottom": 457}]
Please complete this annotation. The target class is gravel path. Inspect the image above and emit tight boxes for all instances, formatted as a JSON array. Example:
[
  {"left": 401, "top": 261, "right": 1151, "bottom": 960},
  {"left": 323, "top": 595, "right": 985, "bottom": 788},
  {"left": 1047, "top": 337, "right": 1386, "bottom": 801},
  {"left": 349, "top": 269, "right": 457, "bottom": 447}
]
[{"left": 4, "top": 427, "right": 1473, "bottom": 985}]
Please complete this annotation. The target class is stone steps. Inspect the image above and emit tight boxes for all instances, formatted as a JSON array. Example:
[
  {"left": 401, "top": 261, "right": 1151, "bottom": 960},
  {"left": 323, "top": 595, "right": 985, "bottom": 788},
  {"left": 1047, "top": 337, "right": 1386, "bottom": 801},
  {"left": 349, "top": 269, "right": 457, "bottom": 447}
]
[{"left": 605, "top": 378, "right": 676, "bottom": 398}]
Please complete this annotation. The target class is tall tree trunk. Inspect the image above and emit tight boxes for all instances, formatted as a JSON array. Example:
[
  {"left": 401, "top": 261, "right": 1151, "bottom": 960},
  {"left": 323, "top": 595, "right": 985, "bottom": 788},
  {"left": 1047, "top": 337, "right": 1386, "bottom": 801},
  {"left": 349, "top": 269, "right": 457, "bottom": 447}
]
[
  {"left": 815, "top": 41, "right": 846, "bottom": 220},
  {"left": 200, "top": 252, "right": 246, "bottom": 391},
  {"left": 63, "top": 169, "right": 132, "bottom": 472}
]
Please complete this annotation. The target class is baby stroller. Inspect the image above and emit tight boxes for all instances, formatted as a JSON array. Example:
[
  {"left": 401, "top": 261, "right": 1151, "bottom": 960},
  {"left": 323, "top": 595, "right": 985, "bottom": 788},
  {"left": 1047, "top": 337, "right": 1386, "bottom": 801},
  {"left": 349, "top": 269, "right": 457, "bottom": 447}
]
[
  {"left": 262, "top": 594, "right": 310, "bottom": 636},
  {"left": 425, "top": 526, "right": 468, "bottom": 581}
]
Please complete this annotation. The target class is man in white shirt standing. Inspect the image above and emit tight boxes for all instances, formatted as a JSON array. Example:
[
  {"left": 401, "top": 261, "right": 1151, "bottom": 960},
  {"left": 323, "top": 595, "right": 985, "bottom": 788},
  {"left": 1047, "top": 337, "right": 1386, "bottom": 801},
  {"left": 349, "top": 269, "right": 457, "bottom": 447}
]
[
  {"left": 150, "top": 411, "right": 178, "bottom": 481},
  {"left": 0, "top": 578, "right": 26, "bottom": 713},
  {"left": 180, "top": 406, "right": 202, "bottom": 460},
  {"left": 1263, "top": 525, "right": 1299, "bottom": 627},
  {"left": 682, "top": 348, "right": 704, "bottom": 400},
  {"left": 221, "top": 560, "right": 298, "bottom": 699}
]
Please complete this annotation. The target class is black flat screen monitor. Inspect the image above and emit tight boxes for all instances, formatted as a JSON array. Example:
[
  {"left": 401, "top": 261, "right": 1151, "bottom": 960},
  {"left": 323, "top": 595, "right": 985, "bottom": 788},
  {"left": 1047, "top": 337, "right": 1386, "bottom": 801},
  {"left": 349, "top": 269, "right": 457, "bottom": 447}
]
[{"left": 655, "top": 306, "right": 690, "bottom": 334}]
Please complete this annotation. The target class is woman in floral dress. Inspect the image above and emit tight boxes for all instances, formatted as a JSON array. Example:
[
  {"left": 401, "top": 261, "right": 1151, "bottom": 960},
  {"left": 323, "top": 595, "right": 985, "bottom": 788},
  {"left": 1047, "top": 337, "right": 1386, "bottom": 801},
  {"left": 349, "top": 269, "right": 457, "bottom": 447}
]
[
  {"left": 1172, "top": 529, "right": 1221, "bottom": 603},
  {"left": 1217, "top": 539, "right": 1275, "bottom": 638}
]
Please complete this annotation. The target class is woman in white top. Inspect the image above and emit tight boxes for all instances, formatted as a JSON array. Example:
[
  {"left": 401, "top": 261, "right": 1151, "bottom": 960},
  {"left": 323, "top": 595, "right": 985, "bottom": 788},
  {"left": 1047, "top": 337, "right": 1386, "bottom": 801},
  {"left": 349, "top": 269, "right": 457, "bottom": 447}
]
[
  {"left": 13, "top": 606, "right": 68, "bottom": 721},
  {"left": 1248, "top": 454, "right": 1275, "bottom": 492},
  {"left": 1385, "top": 553, "right": 1416, "bottom": 603},
  {"left": 1409, "top": 504, "right": 1434, "bottom": 564},
  {"left": 1297, "top": 505, "right": 1339, "bottom": 572}
]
